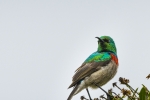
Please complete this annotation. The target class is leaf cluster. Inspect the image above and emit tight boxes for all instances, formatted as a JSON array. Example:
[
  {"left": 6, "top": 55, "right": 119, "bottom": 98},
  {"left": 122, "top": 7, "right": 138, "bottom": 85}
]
[{"left": 80, "top": 74, "right": 150, "bottom": 100}]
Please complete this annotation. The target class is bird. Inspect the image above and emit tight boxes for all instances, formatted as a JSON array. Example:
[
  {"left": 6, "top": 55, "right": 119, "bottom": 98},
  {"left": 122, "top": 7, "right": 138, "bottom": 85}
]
[{"left": 67, "top": 36, "right": 119, "bottom": 100}]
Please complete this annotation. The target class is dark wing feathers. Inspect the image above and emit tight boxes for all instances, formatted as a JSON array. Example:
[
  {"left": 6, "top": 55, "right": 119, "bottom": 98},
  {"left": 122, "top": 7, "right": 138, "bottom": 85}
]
[{"left": 68, "top": 59, "right": 111, "bottom": 88}]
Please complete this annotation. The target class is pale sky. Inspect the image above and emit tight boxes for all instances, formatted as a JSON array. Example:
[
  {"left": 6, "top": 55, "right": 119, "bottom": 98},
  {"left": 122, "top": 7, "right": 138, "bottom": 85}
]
[{"left": 0, "top": 1, "right": 150, "bottom": 100}]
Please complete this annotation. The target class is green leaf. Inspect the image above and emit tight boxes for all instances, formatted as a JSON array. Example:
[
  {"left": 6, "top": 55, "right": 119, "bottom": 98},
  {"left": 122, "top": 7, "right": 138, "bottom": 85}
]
[
  {"left": 148, "top": 91, "right": 150, "bottom": 100},
  {"left": 139, "top": 86, "right": 146, "bottom": 100}
]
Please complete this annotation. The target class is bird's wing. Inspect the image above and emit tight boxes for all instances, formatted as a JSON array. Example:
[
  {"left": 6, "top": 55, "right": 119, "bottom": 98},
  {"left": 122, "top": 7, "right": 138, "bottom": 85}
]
[{"left": 68, "top": 52, "right": 112, "bottom": 88}]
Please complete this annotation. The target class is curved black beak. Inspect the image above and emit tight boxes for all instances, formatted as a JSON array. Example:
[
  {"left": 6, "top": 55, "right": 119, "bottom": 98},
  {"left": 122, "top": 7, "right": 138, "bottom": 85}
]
[{"left": 95, "top": 37, "right": 104, "bottom": 43}]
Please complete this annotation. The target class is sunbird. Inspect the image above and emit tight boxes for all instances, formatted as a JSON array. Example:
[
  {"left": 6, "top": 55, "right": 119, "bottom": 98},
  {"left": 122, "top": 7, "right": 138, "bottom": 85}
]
[{"left": 67, "top": 36, "right": 118, "bottom": 100}]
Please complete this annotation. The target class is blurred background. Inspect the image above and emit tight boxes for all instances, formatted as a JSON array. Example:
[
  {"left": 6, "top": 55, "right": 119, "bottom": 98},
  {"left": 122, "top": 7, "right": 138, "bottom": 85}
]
[{"left": 0, "top": 1, "right": 150, "bottom": 100}]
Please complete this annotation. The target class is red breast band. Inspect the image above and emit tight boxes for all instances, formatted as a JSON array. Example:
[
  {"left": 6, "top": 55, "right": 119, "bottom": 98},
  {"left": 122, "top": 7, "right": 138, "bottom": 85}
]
[{"left": 110, "top": 54, "right": 119, "bottom": 65}]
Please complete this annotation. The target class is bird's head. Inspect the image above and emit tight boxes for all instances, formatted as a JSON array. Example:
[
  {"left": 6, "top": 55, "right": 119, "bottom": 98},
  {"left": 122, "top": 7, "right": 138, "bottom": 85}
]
[{"left": 95, "top": 36, "right": 117, "bottom": 54}]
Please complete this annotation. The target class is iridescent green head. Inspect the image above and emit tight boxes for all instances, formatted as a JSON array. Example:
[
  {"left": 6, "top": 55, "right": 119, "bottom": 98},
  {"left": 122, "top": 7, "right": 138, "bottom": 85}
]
[{"left": 95, "top": 36, "right": 117, "bottom": 54}]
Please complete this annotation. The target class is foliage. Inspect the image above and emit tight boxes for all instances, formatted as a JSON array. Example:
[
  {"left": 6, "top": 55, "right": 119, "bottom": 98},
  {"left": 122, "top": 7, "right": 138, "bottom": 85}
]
[{"left": 80, "top": 74, "right": 150, "bottom": 100}]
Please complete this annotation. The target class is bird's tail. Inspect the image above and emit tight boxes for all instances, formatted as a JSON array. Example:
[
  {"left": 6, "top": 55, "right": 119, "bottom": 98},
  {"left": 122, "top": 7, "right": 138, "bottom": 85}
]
[{"left": 67, "top": 85, "right": 79, "bottom": 100}]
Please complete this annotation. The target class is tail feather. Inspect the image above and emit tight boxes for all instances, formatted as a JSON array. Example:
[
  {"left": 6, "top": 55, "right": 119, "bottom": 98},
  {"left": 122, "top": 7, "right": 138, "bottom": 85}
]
[{"left": 67, "top": 85, "right": 79, "bottom": 100}]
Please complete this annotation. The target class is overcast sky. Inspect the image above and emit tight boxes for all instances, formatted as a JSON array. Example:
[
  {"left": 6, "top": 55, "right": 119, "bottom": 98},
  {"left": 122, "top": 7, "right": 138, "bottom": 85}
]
[{"left": 0, "top": 1, "right": 150, "bottom": 100}]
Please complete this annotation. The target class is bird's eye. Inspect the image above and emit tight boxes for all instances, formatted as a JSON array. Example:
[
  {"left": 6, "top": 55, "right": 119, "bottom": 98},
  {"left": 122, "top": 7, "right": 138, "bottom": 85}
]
[{"left": 103, "top": 39, "right": 110, "bottom": 43}]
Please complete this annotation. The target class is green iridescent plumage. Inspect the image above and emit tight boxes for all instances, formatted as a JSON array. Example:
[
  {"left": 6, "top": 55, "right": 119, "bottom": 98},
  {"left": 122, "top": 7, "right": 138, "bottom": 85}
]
[
  {"left": 97, "top": 36, "right": 117, "bottom": 54},
  {"left": 84, "top": 36, "right": 117, "bottom": 63},
  {"left": 84, "top": 52, "right": 111, "bottom": 63}
]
